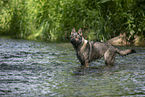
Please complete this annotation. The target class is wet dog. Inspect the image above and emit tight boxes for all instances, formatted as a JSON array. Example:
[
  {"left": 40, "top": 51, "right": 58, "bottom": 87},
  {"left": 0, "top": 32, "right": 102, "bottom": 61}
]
[{"left": 70, "top": 28, "right": 136, "bottom": 67}]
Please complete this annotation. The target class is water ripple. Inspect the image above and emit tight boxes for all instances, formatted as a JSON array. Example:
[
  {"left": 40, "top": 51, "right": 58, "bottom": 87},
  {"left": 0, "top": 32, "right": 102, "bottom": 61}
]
[{"left": 0, "top": 37, "right": 145, "bottom": 96}]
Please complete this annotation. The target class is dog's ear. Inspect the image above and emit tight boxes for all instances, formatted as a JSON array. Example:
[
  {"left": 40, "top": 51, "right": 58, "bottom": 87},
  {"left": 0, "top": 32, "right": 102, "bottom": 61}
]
[
  {"left": 78, "top": 28, "right": 82, "bottom": 36},
  {"left": 71, "top": 27, "right": 76, "bottom": 35}
]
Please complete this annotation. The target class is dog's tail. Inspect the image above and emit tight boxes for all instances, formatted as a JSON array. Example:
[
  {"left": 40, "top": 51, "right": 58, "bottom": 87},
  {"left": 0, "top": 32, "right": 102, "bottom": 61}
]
[{"left": 115, "top": 48, "right": 136, "bottom": 56}]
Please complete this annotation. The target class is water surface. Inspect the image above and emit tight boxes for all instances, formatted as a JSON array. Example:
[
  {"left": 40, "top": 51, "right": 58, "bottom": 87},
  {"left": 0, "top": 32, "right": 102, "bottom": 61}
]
[{"left": 0, "top": 37, "right": 144, "bottom": 96}]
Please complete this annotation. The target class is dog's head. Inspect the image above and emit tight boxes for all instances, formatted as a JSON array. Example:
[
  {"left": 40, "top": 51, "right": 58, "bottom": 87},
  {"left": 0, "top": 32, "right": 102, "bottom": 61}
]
[{"left": 70, "top": 28, "right": 83, "bottom": 46}]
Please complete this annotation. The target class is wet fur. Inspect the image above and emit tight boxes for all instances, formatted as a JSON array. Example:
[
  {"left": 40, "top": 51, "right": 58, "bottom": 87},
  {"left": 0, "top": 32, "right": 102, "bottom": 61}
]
[{"left": 70, "top": 28, "right": 136, "bottom": 67}]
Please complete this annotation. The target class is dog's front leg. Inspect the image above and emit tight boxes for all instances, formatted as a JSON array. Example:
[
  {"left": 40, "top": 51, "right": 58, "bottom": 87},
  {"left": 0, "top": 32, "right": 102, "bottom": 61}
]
[
  {"left": 85, "top": 60, "right": 89, "bottom": 67},
  {"left": 80, "top": 60, "right": 89, "bottom": 68}
]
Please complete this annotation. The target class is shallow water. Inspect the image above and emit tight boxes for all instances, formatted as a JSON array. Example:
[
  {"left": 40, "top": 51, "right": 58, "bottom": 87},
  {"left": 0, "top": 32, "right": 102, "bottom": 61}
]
[{"left": 0, "top": 37, "right": 144, "bottom": 96}]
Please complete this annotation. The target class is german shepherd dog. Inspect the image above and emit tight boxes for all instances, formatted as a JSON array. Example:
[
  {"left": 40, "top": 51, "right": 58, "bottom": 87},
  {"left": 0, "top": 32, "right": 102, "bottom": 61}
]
[{"left": 70, "top": 28, "right": 136, "bottom": 67}]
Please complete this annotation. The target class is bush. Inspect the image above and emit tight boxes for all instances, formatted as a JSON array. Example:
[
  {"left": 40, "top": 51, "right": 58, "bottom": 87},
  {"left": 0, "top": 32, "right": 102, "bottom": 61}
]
[{"left": 0, "top": 0, "right": 144, "bottom": 42}]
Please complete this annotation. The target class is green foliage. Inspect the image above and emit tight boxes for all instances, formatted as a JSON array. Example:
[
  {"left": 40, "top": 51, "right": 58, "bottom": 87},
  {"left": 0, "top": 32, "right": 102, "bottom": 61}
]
[{"left": 0, "top": 0, "right": 145, "bottom": 41}]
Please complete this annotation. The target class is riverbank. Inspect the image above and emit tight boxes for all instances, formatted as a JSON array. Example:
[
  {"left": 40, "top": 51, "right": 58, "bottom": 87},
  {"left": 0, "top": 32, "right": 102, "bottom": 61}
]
[
  {"left": 107, "top": 33, "right": 145, "bottom": 46},
  {"left": 1, "top": 34, "right": 145, "bottom": 47}
]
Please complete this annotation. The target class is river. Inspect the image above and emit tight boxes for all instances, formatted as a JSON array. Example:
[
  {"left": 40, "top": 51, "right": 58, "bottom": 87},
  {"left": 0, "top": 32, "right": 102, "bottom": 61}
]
[{"left": 0, "top": 37, "right": 144, "bottom": 96}]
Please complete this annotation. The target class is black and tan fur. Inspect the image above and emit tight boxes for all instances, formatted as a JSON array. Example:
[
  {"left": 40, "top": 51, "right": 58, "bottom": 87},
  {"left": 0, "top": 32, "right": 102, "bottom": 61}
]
[{"left": 70, "top": 28, "right": 136, "bottom": 67}]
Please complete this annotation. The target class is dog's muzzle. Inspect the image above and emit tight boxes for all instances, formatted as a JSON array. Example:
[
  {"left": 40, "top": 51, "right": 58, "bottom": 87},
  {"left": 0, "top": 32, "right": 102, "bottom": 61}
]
[{"left": 71, "top": 38, "right": 75, "bottom": 43}]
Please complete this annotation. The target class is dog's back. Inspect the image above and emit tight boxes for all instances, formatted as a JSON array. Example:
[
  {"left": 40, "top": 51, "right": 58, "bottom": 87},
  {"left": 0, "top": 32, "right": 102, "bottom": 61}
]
[{"left": 89, "top": 42, "right": 115, "bottom": 61}]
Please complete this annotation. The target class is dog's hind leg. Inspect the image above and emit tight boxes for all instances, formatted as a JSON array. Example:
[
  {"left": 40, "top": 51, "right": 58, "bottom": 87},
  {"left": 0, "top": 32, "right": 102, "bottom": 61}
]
[
  {"left": 110, "top": 53, "right": 116, "bottom": 66},
  {"left": 104, "top": 50, "right": 116, "bottom": 66}
]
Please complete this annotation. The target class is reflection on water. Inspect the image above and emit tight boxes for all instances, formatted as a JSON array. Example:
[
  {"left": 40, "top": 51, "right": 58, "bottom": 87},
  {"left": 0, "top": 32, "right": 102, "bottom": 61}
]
[{"left": 0, "top": 37, "right": 145, "bottom": 96}]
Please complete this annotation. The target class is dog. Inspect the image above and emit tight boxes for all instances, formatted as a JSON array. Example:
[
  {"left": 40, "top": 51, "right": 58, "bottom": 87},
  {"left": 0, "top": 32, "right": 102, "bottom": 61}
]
[{"left": 70, "top": 28, "right": 136, "bottom": 67}]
